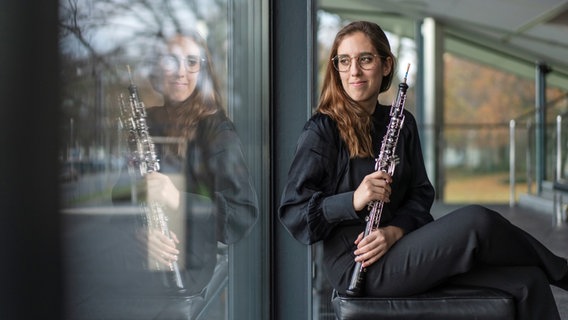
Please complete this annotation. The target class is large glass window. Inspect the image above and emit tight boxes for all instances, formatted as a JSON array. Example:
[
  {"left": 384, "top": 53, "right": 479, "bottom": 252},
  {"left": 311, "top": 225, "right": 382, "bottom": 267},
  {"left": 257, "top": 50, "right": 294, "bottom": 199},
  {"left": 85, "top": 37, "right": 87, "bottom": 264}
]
[
  {"left": 313, "top": 9, "right": 568, "bottom": 320},
  {"left": 59, "top": 1, "right": 268, "bottom": 319},
  {"left": 442, "top": 53, "right": 567, "bottom": 203}
]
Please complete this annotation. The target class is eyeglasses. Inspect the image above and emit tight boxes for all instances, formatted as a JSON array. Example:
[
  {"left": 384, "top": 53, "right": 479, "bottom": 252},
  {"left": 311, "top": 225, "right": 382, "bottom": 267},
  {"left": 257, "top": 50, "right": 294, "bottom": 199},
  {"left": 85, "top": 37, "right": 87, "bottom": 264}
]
[
  {"left": 159, "top": 54, "right": 205, "bottom": 73},
  {"left": 332, "top": 53, "right": 381, "bottom": 72}
]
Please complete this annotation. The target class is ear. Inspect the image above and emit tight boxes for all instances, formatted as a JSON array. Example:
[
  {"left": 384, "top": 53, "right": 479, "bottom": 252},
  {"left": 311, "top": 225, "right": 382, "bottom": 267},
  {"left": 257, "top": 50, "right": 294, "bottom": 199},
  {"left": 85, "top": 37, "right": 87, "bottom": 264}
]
[{"left": 382, "top": 56, "right": 393, "bottom": 77}]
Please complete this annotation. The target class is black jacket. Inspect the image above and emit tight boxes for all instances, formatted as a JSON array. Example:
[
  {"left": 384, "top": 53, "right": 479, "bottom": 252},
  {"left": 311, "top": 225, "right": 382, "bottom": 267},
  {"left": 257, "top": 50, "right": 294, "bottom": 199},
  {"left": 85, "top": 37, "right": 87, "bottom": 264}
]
[
  {"left": 108, "top": 106, "right": 259, "bottom": 296},
  {"left": 278, "top": 105, "right": 434, "bottom": 287},
  {"left": 147, "top": 107, "right": 259, "bottom": 245}
]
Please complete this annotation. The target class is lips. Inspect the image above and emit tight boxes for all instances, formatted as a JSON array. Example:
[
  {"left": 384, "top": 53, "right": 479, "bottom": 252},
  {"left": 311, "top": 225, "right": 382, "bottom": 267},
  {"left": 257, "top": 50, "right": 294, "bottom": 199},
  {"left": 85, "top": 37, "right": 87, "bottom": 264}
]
[
  {"left": 170, "top": 81, "right": 188, "bottom": 86},
  {"left": 350, "top": 80, "right": 367, "bottom": 87}
]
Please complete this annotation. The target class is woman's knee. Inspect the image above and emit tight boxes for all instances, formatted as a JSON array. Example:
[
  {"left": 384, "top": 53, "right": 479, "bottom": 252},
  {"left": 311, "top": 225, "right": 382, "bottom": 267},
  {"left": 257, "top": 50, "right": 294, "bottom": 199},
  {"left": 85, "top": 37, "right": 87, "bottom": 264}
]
[{"left": 447, "top": 205, "right": 504, "bottom": 230}]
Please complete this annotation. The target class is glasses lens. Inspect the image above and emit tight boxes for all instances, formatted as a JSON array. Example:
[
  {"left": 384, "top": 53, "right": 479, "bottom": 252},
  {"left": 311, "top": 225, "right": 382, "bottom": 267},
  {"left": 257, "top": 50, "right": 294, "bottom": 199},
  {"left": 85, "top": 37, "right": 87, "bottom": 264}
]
[
  {"left": 184, "top": 55, "right": 202, "bottom": 73},
  {"left": 358, "top": 54, "right": 377, "bottom": 70},
  {"left": 333, "top": 55, "right": 350, "bottom": 72},
  {"left": 160, "top": 55, "right": 178, "bottom": 72}
]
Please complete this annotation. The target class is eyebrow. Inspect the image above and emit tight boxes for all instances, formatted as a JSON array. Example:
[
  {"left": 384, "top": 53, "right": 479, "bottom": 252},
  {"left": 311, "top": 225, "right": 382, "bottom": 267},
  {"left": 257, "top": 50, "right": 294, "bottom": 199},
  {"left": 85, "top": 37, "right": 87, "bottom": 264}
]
[
  {"left": 162, "top": 54, "right": 201, "bottom": 58},
  {"left": 336, "top": 51, "right": 375, "bottom": 56}
]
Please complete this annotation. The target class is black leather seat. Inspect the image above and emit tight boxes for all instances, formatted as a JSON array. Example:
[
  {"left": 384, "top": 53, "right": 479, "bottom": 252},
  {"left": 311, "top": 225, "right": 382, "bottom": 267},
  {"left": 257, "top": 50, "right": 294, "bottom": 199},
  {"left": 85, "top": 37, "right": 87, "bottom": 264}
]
[{"left": 331, "top": 285, "right": 515, "bottom": 320}]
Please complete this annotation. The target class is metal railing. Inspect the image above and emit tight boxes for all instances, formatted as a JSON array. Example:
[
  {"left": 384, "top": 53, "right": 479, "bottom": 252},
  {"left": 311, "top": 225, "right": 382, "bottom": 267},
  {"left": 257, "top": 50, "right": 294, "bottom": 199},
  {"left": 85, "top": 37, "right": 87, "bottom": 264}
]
[{"left": 509, "top": 108, "right": 568, "bottom": 207}]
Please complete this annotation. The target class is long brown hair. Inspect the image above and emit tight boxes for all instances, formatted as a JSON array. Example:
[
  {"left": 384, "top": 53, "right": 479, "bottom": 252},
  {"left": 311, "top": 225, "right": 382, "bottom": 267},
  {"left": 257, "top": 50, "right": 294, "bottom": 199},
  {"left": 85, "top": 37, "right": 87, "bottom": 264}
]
[{"left": 317, "top": 21, "right": 396, "bottom": 158}]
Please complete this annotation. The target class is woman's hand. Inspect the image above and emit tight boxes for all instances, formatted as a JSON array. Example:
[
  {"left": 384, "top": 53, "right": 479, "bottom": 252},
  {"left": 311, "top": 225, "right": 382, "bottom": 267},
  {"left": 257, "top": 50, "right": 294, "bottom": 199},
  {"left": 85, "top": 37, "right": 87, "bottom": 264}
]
[
  {"left": 146, "top": 229, "right": 180, "bottom": 267},
  {"left": 146, "top": 172, "right": 180, "bottom": 210},
  {"left": 353, "top": 226, "right": 403, "bottom": 267},
  {"left": 353, "top": 171, "right": 392, "bottom": 211}
]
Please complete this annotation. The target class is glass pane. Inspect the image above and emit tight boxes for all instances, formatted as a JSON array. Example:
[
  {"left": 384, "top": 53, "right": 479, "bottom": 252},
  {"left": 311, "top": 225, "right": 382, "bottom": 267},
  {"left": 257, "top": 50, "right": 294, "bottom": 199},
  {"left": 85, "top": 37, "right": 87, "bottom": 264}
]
[
  {"left": 59, "top": 1, "right": 264, "bottom": 319},
  {"left": 443, "top": 54, "right": 567, "bottom": 202},
  {"left": 313, "top": 8, "right": 568, "bottom": 320}
]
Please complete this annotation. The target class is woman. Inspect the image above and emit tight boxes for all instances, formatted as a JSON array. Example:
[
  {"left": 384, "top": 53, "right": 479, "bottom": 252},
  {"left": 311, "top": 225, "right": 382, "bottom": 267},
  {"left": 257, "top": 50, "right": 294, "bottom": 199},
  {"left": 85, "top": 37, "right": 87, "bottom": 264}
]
[
  {"left": 142, "top": 31, "right": 259, "bottom": 290},
  {"left": 278, "top": 21, "right": 567, "bottom": 319},
  {"left": 111, "top": 31, "right": 258, "bottom": 296},
  {"left": 65, "top": 31, "right": 258, "bottom": 320}
]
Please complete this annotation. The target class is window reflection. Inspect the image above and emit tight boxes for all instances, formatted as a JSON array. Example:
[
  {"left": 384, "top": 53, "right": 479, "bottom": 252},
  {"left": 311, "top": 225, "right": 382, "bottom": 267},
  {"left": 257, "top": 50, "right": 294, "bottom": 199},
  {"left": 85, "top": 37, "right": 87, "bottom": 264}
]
[{"left": 59, "top": 1, "right": 259, "bottom": 319}]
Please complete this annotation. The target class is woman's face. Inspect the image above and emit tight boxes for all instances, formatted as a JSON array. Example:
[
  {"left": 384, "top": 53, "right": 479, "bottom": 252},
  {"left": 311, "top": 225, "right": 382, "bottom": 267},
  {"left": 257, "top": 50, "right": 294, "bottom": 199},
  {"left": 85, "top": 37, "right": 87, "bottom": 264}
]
[
  {"left": 336, "top": 32, "right": 392, "bottom": 113},
  {"left": 160, "top": 37, "right": 202, "bottom": 104}
]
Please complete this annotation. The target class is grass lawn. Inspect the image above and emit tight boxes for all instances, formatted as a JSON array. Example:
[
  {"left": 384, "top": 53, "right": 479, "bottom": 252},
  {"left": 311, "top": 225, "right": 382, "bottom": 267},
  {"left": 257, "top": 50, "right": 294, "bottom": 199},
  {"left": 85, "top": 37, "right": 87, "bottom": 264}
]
[{"left": 443, "top": 171, "right": 529, "bottom": 204}]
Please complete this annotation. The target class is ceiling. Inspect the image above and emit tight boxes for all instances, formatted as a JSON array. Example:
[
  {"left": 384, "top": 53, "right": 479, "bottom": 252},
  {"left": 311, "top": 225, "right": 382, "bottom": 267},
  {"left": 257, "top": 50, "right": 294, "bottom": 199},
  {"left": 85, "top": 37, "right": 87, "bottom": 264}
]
[{"left": 319, "top": 0, "right": 568, "bottom": 89}]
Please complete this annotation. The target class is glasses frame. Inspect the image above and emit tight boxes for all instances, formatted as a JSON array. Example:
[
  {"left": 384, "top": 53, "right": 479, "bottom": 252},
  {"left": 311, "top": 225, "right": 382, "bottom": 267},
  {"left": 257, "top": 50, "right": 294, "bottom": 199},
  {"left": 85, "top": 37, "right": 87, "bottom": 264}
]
[
  {"left": 331, "top": 53, "right": 381, "bottom": 72},
  {"left": 159, "top": 54, "right": 206, "bottom": 73}
]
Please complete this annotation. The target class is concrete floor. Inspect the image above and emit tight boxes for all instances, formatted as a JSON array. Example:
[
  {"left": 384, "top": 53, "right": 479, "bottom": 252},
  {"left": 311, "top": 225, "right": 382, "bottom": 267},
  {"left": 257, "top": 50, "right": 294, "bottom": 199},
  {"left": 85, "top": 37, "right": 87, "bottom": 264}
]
[{"left": 431, "top": 202, "right": 568, "bottom": 320}]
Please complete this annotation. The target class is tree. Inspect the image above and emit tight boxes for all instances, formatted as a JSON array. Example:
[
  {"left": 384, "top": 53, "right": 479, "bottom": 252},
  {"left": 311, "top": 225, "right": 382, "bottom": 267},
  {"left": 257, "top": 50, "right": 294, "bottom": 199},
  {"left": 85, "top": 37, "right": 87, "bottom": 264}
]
[{"left": 58, "top": 0, "right": 229, "bottom": 165}]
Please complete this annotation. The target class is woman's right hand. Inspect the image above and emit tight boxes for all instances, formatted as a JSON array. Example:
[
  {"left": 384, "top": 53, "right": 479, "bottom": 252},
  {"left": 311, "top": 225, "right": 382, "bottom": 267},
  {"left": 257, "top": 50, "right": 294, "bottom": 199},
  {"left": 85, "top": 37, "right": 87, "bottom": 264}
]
[
  {"left": 352, "top": 171, "right": 392, "bottom": 211},
  {"left": 353, "top": 225, "right": 403, "bottom": 267},
  {"left": 146, "top": 229, "right": 180, "bottom": 267}
]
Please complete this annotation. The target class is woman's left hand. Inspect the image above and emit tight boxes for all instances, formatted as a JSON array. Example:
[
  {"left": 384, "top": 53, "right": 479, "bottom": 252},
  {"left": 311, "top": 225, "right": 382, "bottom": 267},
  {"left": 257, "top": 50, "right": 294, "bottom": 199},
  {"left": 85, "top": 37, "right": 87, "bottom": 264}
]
[
  {"left": 353, "top": 226, "right": 404, "bottom": 267},
  {"left": 146, "top": 172, "right": 180, "bottom": 210}
]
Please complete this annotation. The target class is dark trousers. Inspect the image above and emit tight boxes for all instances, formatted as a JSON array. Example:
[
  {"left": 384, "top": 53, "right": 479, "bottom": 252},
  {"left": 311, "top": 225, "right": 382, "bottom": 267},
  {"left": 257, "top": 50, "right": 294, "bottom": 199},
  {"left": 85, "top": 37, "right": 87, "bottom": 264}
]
[{"left": 364, "top": 205, "right": 568, "bottom": 320}]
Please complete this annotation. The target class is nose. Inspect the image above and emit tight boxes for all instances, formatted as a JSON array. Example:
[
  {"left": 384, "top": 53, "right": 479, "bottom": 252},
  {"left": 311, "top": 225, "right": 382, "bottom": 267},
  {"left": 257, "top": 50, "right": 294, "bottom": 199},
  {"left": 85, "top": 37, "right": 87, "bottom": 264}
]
[
  {"left": 175, "top": 61, "right": 188, "bottom": 77},
  {"left": 349, "top": 58, "right": 362, "bottom": 75}
]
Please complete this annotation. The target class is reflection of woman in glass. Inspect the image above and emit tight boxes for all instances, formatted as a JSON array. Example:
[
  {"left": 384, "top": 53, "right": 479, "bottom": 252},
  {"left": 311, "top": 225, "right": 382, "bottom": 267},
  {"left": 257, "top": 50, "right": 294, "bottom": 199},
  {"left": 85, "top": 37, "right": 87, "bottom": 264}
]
[
  {"left": 109, "top": 30, "right": 258, "bottom": 302},
  {"left": 141, "top": 31, "right": 259, "bottom": 293}
]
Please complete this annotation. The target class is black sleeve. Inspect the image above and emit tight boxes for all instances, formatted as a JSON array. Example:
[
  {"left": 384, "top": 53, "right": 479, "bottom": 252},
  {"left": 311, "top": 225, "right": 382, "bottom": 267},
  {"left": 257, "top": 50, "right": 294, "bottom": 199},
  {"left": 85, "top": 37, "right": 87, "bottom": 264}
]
[
  {"left": 206, "top": 121, "right": 259, "bottom": 244},
  {"left": 278, "top": 116, "right": 359, "bottom": 245}
]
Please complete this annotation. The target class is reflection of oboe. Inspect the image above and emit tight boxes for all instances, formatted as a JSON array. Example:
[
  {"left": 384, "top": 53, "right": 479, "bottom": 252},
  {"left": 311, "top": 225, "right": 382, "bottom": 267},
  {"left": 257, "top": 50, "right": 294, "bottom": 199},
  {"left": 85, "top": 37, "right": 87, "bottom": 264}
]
[
  {"left": 119, "top": 66, "right": 185, "bottom": 291},
  {"left": 346, "top": 64, "right": 410, "bottom": 297}
]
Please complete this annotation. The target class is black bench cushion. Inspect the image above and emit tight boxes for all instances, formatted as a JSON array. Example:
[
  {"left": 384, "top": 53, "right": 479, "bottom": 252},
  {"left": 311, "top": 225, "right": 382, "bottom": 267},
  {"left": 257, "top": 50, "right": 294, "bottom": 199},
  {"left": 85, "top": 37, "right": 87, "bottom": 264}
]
[{"left": 332, "top": 285, "right": 515, "bottom": 320}]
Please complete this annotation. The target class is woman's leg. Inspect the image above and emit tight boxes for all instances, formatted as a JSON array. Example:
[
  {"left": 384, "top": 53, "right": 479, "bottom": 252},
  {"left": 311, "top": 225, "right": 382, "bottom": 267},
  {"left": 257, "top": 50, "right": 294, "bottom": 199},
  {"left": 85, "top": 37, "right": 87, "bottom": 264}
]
[
  {"left": 448, "top": 266, "right": 561, "bottom": 320},
  {"left": 364, "top": 205, "right": 568, "bottom": 296}
]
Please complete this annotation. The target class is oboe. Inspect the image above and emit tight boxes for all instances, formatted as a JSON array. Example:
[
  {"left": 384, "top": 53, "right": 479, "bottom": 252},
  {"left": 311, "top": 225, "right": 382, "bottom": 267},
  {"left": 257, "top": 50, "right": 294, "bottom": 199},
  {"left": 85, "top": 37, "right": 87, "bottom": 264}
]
[
  {"left": 118, "top": 66, "right": 185, "bottom": 292},
  {"left": 345, "top": 64, "right": 410, "bottom": 297}
]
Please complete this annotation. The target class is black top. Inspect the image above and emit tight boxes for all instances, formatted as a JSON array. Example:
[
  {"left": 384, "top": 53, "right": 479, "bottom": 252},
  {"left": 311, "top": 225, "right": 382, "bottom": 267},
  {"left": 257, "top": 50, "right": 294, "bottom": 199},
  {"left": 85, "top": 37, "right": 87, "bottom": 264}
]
[
  {"left": 147, "top": 106, "right": 259, "bottom": 245},
  {"left": 109, "top": 106, "right": 259, "bottom": 296},
  {"left": 278, "top": 104, "right": 434, "bottom": 287}
]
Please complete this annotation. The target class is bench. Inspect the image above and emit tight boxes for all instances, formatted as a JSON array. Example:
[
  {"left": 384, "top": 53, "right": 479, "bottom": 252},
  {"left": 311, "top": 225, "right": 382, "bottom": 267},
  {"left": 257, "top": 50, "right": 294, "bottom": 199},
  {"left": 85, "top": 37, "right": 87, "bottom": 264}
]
[{"left": 331, "top": 285, "right": 515, "bottom": 320}]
